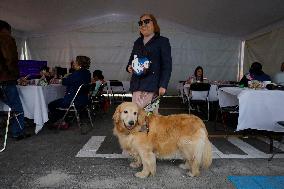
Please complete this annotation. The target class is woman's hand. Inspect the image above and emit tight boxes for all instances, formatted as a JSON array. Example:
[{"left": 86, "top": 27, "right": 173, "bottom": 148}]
[
  {"left": 159, "top": 87, "right": 166, "bottom": 96},
  {"left": 127, "top": 65, "right": 133, "bottom": 73}
]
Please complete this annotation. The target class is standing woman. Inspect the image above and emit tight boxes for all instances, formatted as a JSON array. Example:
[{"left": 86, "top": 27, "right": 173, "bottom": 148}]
[{"left": 126, "top": 13, "right": 172, "bottom": 109}]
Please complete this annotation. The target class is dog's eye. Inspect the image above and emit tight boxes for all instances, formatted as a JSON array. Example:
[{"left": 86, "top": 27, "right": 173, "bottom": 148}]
[
  {"left": 134, "top": 112, "right": 137, "bottom": 115},
  {"left": 124, "top": 110, "right": 128, "bottom": 114}
]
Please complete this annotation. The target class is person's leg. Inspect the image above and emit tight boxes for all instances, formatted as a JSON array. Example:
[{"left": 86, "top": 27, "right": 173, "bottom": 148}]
[
  {"left": 1, "top": 84, "right": 25, "bottom": 137},
  {"left": 48, "top": 98, "right": 65, "bottom": 123},
  {"left": 132, "top": 91, "right": 155, "bottom": 108}
]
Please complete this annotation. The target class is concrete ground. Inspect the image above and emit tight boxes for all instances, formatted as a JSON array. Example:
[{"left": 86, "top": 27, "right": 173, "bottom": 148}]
[{"left": 0, "top": 97, "right": 283, "bottom": 188}]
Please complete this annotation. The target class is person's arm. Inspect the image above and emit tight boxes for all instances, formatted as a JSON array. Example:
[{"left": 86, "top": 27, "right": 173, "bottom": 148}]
[
  {"left": 1, "top": 36, "right": 18, "bottom": 77},
  {"left": 159, "top": 38, "right": 172, "bottom": 92},
  {"left": 126, "top": 43, "right": 136, "bottom": 73}
]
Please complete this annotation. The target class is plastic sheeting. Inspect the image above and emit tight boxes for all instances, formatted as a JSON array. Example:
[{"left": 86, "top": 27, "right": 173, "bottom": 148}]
[
  {"left": 24, "top": 16, "right": 241, "bottom": 94},
  {"left": 244, "top": 28, "right": 284, "bottom": 77}
]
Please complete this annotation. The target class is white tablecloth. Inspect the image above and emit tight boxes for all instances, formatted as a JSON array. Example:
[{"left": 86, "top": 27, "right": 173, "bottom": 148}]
[
  {"left": 218, "top": 87, "right": 284, "bottom": 132},
  {"left": 0, "top": 85, "right": 66, "bottom": 134}
]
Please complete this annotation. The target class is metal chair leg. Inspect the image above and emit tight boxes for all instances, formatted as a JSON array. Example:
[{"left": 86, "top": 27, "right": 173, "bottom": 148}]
[
  {"left": 0, "top": 108, "right": 11, "bottom": 153},
  {"left": 87, "top": 108, "right": 94, "bottom": 128},
  {"left": 268, "top": 136, "right": 283, "bottom": 161}
]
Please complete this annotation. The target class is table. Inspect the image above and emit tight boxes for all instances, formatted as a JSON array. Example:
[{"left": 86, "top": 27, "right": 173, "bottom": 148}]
[
  {"left": 218, "top": 87, "right": 284, "bottom": 132},
  {"left": 0, "top": 85, "right": 66, "bottom": 134}
]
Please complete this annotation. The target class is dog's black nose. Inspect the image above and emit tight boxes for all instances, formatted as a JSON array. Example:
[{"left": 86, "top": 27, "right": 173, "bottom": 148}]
[{"left": 128, "top": 120, "right": 134, "bottom": 126}]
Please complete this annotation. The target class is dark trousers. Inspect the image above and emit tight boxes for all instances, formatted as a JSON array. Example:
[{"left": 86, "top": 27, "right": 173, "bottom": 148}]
[
  {"left": 48, "top": 98, "right": 88, "bottom": 123},
  {"left": 48, "top": 98, "right": 66, "bottom": 123},
  {"left": 0, "top": 84, "right": 25, "bottom": 136}
]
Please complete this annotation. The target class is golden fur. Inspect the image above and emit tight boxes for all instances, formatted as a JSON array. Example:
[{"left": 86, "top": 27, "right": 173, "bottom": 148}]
[{"left": 113, "top": 102, "right": 212, "bottom": 178}]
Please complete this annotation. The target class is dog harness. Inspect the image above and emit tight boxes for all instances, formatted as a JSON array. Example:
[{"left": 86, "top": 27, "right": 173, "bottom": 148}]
[{"left": 139, "top": 96, "right": 161, "bottom": 133}]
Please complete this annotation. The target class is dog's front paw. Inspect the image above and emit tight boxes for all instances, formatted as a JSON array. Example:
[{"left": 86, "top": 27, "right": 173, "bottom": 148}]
[
  {"left": 130, "top": 162, "right": 141, "bottom": 168},
  {"left": 187, "top": 171, "right": 199, "bottom": 177},
  {"left": 179, "top": 163, "right": 189, "bottom": 170},
  {"left": 135, "top": 171, "right": 149, "bottom": 178}
]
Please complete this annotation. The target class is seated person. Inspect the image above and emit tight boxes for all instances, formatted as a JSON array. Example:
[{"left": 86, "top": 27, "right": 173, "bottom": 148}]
[
  {"left": 239, "top": 62, "right": 271, "bottom": 87},
  {"left": 49, "top": 67, "right": 63, "bottom": 84},
  {"left": 48, "top": 56, "right": 91, "bottom": 124},
  {"left": 90, "top": 70, "right": 109, "bottom": 112},
  {"left": 91, "top": 70, "right": 105, "bottom": 96},
  {"left": 69, "top": 60, "right": 76, "bottom": 74},
  {"left": 186, "top": 66, "right": 207, "bottom": 84},
  {"left": 37, "top": 66, "right": 52, "bottom": 85},
  {"left": 273, "top": 62, "right": 284, "bottom": 85}
]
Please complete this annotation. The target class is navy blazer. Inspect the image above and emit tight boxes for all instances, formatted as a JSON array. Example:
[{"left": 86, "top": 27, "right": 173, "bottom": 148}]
[
  {"left": 127, "top": 33, "right": 172, "bottom": 93},
  {"left": 61, "top": 68, "right": 91, "bottom": 107}
]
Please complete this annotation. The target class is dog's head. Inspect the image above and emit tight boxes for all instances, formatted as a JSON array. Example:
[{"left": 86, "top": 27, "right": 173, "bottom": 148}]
[{"left": 113, "top": 102, "right": 147, "bottom": 134}]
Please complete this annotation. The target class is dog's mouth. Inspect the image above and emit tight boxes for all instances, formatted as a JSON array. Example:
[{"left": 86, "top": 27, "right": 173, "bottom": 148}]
[{"left": 123, "top": 121, "right": 135, "bottom": 130}]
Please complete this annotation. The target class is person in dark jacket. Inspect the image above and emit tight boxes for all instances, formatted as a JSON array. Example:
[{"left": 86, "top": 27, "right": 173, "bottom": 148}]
[
  {"left": 126, "top": 13, "right": 172, "bottom": 109},
  {"left": 48, "top": 56, "right": 91, "bottom": 123},
  {"left": 239, "top": 62, "right": 271, "bottom": 87},
  {"left": 0, "top": 20, "right": 30, "bottom": 140}
]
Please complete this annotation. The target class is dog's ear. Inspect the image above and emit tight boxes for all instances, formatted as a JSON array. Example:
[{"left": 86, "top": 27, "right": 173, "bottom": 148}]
[
  {"left": 113, "top": 104, "right": 121, "bottom": 124},
  {"left": 138, "top": 108, "right": 148, "bottom": 126}
]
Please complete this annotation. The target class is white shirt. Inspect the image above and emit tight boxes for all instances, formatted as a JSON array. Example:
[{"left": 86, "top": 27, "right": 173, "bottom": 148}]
[{"left": 273, "top": 72, "right": 284, "bottom": 84}]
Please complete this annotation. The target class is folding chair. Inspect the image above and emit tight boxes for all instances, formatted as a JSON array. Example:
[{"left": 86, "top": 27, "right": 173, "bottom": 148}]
[
  {"left": 0, "top": 108, "right": 11, "bottom": 152},
  {"left": 188, "top": 83, "right": 211, "bottom": 121},
  {"left": 214, "top": 85, "right": 239, "bottom": 132},
  {"left": 268, "top": 121, "right": 284, "bottom": 161},
  {"left": 56, "top": 84, "right": 94, "bottom": 132},
  {"left": 178, "top": 80, "right": 186, "bottom": 103},
  {"left": 109, "top": 80, "right": 126, "bottom": 103},
  {"left": 89, "top": 82, "right": 108, "bottom": 115},
  {"left": 214, "top": 105, "right": 239, "bottom": 132}
]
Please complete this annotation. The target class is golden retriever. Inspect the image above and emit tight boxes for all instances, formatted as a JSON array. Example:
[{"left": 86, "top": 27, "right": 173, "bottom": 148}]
[{"left": 113, "top": 102, "right": 212, "bottom": 178}]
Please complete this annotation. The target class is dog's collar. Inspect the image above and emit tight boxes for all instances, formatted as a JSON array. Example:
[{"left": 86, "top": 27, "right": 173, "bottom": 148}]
[{"left": 139, "top": 124, "right": 149, "bottom": 133}]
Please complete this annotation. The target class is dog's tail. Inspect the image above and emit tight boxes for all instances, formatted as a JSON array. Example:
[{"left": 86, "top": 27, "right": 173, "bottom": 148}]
[{"left": 201, "top": 133, "right": 212, "bottom": 169}]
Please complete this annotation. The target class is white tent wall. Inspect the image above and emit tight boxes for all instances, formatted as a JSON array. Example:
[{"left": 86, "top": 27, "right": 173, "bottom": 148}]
[
  {"left": 12, "top": 30, "right": 27, "bottom": 60},
  {"left": 25, "top": 15, "right": 241, "bottom": 95},
  {"left": 243, "top": 28, "right": 284, "bottom": 77}
]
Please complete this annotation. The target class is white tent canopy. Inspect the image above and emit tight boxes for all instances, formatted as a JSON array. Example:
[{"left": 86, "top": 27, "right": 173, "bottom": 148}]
[{"left": 1, "top": 0, "right": 284, "bottom": 94}]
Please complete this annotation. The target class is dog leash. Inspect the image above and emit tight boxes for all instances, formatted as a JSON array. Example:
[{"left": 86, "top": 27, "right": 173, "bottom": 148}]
[{"left": 143, "top": 95, "right": 162, "bottom": 114}]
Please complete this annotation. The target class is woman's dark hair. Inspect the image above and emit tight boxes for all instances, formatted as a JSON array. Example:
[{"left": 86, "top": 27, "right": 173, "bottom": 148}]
[
  {"left": 93, "top": 70, "right": 104, "bottom": 80},
  {"left": 249, "top": 62, "right": 263, "bottom": 75},
  {"left": 139, "top": 13, "right": 160, "bottom": 37},
  {"left": 194, "top": 66, "right": 204, "bottom": 82},
  {"left": 76, "top": 56, "right": 90, "bottom": 69},
  {"left": 0, "top": 20, "right": 11, "bottom": 32}
]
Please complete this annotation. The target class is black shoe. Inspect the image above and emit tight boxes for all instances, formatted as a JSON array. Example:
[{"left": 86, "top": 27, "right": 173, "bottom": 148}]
[{"left": 12, "top": 133, "right": 31, "bottom": 141}]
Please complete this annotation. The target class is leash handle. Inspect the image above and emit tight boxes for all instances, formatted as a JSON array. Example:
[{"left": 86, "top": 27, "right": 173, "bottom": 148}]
[{"left": 143, "top": 95, "right": 162, "bottom": 112}]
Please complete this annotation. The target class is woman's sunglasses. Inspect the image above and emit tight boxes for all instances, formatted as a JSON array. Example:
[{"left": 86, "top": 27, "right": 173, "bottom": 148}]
[{"left": 138, "top": 19, "right": 152, "bottom": 26}]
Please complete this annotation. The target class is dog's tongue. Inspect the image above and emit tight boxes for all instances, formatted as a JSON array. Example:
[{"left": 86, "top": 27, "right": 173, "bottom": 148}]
[{"left": 126, "top": 125, "right": 134, "bottom": 130}]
